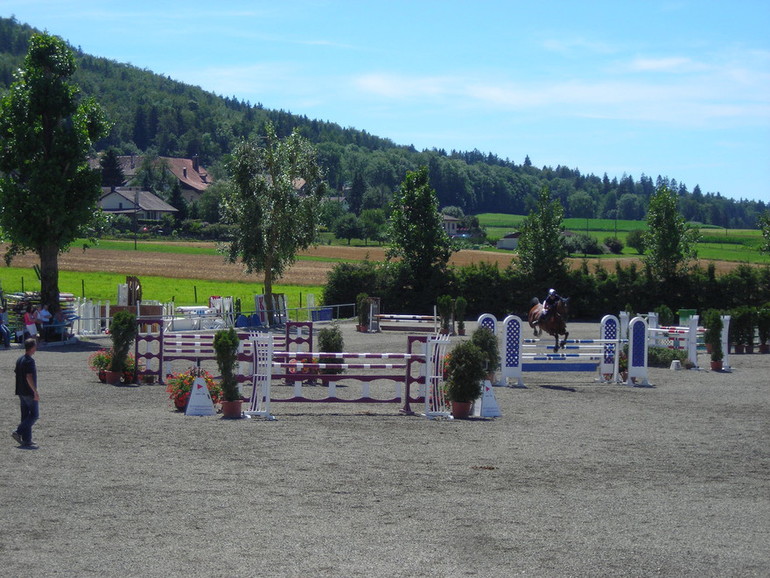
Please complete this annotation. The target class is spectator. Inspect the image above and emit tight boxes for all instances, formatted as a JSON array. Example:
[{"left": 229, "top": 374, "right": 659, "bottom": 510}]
[
  {"left": 0, "top": 306, "right": 11, "bottom": 348},
  {"left": 23, "top": 305, "right": 37, "bottom": 341}
]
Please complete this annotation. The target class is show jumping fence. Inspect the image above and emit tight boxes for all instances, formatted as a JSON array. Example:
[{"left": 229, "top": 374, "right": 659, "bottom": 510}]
[
  {"left": 134, "top": 321, "right": 452, "bottom": 418},
  {"left": 477, "top": 313, "right": 651, "bottom": 387}
]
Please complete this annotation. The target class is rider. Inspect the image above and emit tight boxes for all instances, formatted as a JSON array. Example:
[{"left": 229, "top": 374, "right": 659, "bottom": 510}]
[{"left": 536, "top": 288, "right": 562, "bottom": 325}]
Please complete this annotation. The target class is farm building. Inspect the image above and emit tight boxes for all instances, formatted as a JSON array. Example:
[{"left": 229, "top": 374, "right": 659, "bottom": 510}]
[{"left": 496, "top": 232, "right": 521, "bottom": 250}]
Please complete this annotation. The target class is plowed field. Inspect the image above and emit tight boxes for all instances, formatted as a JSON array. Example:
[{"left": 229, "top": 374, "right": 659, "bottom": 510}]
[{"left": 6, "top": 242, "right": 745, "bottom": 285}]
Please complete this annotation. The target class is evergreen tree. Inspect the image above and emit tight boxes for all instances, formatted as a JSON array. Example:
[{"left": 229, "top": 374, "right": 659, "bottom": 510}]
[
  {"left": 0, "top": 33, "right": 108, "bottom": 308},
  {"left": 348, "top": 171, "right": 365, "bottom": 215},
  {"left": 168, "top": 181, "right": 187, "bottom": 222},
  {"left": 100, "top": 148, "right": 125, "bottom": 189}
]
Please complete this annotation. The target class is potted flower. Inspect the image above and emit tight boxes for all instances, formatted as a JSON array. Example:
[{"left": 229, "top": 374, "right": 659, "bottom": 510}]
[
  {"left": 437, "top": 295, "right": 453, "bottom": 334},
  {"left": 470, "top": 325, "right": 500, "bottom": 380},
  {"left": 756, "top": 307, "right": 770, "bottom": 354},
  {"left": 166, "top": 368, "right": 221, "bottom": 412},
  {"left": 107, "top": 310, "right": 137, "bottom": 384},
  {"left": 702, "top": 309, "right": 724, "bottom": 371},
  {"left": 88, "top": 348, "right": 113, "bottom": 383},
  {"left": 618, "top": 347, "right": 629, "bottom": 381},
  {"left": 444, "top": 340, "right": 486, "bottom": 418},
  {"left": 214, "top": 327, "right": 242, "bottom": 418},
  {"left": 356, "top": 293, "right": 369, "bottom": 332},
  {"left": 454, "top": 296, "right": 468, "bottom": 336}
]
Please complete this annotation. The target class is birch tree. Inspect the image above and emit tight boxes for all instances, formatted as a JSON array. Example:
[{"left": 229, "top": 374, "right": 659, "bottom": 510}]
[{"left": 221, "top": 122, "right": 325, "bottom": 325}]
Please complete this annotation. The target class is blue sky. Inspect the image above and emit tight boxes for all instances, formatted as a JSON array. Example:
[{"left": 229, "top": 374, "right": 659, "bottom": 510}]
[{"left": 3, "top": 0, "right": 769, "bottom": 203}]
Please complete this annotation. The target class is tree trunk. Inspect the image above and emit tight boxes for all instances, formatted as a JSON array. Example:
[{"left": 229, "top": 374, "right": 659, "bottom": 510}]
[{"left": 39, "top": 243, "right": 60, "bottom": 309}]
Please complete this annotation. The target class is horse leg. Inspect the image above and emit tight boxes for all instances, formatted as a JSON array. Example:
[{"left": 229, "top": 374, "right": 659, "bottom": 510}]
[
  {"left": 553, "top": 334, "right": 560, "bottom": 353},
  {"left": 561, "top": 330, "right": 569, "bottom": 350}
]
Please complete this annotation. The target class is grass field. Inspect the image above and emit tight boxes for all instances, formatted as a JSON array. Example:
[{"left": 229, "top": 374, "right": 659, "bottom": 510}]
[
  {"left": 0, "top": 266, "right": 324, "bottom": 311},
  {"left": 478, "top": 213, "right": 769, "bottom": 263}
]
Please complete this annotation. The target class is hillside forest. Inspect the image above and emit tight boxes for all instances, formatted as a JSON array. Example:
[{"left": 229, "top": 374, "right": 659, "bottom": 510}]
[{"left": 1, "top": 16, "right": 767, "bottom": 232}]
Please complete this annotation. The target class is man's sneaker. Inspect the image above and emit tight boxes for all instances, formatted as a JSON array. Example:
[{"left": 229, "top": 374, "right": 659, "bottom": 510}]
[
  {"left": 11, "top": 431, "right": 22, "bottom": 444},
  {"left": 20, "top": 440, "right": 38, "bottom": 449}
]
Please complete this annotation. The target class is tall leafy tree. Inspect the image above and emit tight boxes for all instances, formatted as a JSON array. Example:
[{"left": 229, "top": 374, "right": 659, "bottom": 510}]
[
  {"left": 221, "top": 122, "right": 325, "bottom": 325},
  {"left": 359, "top": 208, "right": 386, "bottom": 245},
  {"left": 516, "top": 186, "right": 568, "bottom": 283},
  {"left": 643, "top": 184, "right": 700, "bottom": 281},
  {"left": 0, "top": 33, "right": 108, "bottom": 308},
  {"left": 387, "top": 166, "right": 451, "bottom": 276},
  {"left": 758, "top": 211, "right": 770, "bottom": 255}
]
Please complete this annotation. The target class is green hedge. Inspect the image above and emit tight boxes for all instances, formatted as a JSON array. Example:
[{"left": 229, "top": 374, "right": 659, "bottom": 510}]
[{"left": 322, "top": 259, "right": 770, "bottom": 322}]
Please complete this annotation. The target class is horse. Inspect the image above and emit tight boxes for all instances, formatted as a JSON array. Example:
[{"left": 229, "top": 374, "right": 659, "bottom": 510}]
[{"left": 528, "top": 296, "right": 570, "bottom": 352}]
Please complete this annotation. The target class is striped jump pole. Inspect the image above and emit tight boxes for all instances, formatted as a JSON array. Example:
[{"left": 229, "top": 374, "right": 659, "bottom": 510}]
[
  {"left": 247, "top": 334, "right": 450, "bottom": 416},
  {"left": 499, "top": 314, "right": 648, "bottom": 387}
]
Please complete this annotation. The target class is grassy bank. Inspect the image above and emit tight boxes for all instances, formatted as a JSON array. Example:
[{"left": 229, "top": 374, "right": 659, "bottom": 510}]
[{"left": 0, "top": 267, "right": 324, "bottom": 310}]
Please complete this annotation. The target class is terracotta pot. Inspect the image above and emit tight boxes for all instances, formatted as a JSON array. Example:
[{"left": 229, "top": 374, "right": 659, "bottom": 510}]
[
  {"left": 734, "top": 344, "right": 745, "bottom": 354},
  {"left": 745, "top": 345, "right": 754, "bottom": 354},
  {"left": 451, "top": 400, "right": 473, "bottom": 419},
  {"left": 98, "top": 369, "right": 107, "bottom": 383},
  {"left": 104, "top": 370, "right": 122, "bottom": 385},
  {"left": 356, "top": 325, "right": 368, "bottom": 333},
  {"left": 710, "top": 360, "right": 723, "bottom": 371},
  {"left": 221, "top": 400, "right": 243, "bottom": 419},
  {"left": 174, "top": 397, "right": 188, "bottom": 412}
]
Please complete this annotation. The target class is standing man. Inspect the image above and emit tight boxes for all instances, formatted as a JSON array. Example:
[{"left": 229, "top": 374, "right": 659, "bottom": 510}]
[{"left": 12, "top": 338, "right": 39, "bottom": 448}]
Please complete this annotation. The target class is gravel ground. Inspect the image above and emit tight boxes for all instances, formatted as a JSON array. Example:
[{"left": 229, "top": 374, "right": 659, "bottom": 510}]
[{"left": 1, "top": 321, "right": 768, "bottom": 577}]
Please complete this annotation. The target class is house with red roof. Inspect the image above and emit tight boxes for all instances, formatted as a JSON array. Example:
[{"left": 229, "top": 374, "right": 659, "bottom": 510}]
[{"left": 90, "top": 154, "right": 212, "bottom": 204}]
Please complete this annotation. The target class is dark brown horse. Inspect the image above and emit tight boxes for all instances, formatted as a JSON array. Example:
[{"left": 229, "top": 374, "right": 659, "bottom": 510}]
[{"left": 528, "top": 296, "right": 570, "bottom": 352}]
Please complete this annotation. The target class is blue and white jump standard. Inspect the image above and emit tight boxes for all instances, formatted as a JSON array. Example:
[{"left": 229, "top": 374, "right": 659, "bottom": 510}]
[{"left": 494, "top": 314, "right": 651, "bottom": 388}]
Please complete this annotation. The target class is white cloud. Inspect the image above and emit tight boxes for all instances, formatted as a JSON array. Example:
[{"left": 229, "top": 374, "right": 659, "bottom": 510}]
[{"left": 626, "top": 56, "right": 702, "bottom": 73}]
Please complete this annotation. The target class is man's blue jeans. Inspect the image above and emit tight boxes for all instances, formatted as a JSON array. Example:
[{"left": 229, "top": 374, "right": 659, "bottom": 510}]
[{"left": 17, "top": 395, "right": 39, "bottom": 444}]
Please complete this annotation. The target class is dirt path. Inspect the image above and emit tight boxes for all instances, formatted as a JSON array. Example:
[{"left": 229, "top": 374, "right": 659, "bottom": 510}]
[
  {"left": 1, "top": 321, "right": 767, "bottom": 576},
  {"left": 4, "top": 242, "right": 746, "bottom": 286}
]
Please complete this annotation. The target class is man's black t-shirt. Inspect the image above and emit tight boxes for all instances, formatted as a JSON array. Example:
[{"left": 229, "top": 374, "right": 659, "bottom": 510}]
[{"left": 15, "top": 353, "right": 36, "bottom": 397}]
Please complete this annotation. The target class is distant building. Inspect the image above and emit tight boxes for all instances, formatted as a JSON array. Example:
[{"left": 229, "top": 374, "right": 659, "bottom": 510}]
[
  {"left": 442, "top": 215, "right": 460, "bottom": 236},
  {"left": 496, "top": 232, "right": 521, "bottom": 250},
  {"left": 99, "top": 187, "right": 178, "bottom": 221},
  {"left": 90, "top": 155, "right": 212, "bottom": 204}
]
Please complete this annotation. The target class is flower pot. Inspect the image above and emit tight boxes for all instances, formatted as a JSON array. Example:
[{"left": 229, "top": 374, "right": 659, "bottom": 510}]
[
  {"left": 98, "top": 369, "right": 107, "bottom": 383},
  {"left": 174, "top": 397, "right": 188, "bottom": 412},
  {"left": 221, "top": 400, "right": 243, "bottom": 419},
  {"left": 760, "top": 344, "right": 770, "bottom": 354},
  {"left": 451, "top": 400, "right": 473, "bottom": 419},
  {"left": 734, "top": 344, "right": 745, "bottom": 354},
  {"left": 745, "top": 345, "right": 754, "bottom": 354},
  {"left": 356, "top": 324, "right": 368, "bottom": 333},
  {"left": 710, "top": 360, "right": 723, "bottom": 371},
  {"left": 104, "top": 370, "right": 122, "bottom": 385}
]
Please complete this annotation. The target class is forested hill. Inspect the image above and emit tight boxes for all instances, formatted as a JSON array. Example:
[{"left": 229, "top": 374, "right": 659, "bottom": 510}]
[{"left": 0, "top": 16, "right": 766, "bottom": 228}]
